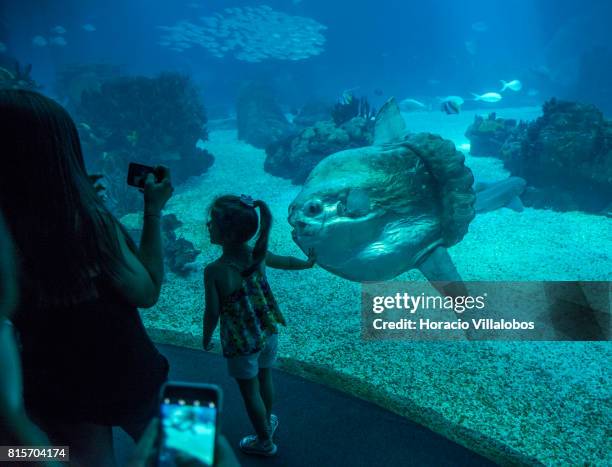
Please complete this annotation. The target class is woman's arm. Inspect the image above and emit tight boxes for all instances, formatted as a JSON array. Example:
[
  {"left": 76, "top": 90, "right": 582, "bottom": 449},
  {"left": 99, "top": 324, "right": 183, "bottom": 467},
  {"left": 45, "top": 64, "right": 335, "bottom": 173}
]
[
  {"left": 109, "top": 168, "right": 173, "bottom": 308},
  {"left": 111, "top": 222, "right": 160, "bottom": 308},
  {"left": 203, "top": 265, "right": 221, "bottom": 350},
  {"left": 265, "top": 249, "right": 316, "bottom": 270}
]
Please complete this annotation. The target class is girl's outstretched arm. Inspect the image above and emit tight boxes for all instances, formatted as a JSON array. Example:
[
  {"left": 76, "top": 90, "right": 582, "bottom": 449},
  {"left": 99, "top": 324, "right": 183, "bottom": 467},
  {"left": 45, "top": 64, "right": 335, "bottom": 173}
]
[
  {"left": 266, "top": 248, "right": 316, "bottom": 270},
  {"left": 203, "top": 265, "right": 220, "bottom": 350}
]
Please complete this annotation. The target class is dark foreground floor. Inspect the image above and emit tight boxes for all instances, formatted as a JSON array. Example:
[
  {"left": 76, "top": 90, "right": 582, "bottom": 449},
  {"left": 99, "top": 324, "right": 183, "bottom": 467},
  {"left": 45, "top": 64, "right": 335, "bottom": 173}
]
[{"left": 114, "top": 344, "right": 496, "bottom": 467}]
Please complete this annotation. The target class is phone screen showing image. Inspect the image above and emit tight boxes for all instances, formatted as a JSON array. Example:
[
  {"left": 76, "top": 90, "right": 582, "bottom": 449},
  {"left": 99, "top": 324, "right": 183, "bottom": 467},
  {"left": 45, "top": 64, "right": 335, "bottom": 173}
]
[
  {"left": 158, "top": 393, "right": 217, "bottom": 467},
  {"left": 127, "top": 162, "right": 155, "bottom": 188}
]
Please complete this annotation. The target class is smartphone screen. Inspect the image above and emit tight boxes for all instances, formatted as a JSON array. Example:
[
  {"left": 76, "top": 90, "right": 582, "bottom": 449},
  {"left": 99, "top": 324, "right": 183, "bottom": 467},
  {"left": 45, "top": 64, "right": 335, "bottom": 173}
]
[
  {"left": 157, "top": 383, "right": 220, "bottom": 467},
  {"left": 127, "top": 162, "right": 155, "bottom": 188}
]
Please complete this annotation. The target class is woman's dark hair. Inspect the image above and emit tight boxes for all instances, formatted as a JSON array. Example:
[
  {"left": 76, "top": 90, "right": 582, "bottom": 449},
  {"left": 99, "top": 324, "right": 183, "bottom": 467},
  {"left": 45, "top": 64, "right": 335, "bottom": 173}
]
[
  {"left": 0, "top": 212, "right": 18, "bottom": 319},
  {"left": 0, "top": 89, "right": 135, "bottom": 306},
  {"left": 209, "top": 195, "right": 272, "bottom": 276}
]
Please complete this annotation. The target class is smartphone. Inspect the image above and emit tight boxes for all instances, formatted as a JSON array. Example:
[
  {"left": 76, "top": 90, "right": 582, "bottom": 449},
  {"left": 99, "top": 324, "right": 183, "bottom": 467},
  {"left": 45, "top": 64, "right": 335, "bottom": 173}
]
[
  {"left": 157, "top": 382, "right": 222, "bottom": 467},
  {"left": 127, "top": 162, "right": 156, "bottom": 188}
]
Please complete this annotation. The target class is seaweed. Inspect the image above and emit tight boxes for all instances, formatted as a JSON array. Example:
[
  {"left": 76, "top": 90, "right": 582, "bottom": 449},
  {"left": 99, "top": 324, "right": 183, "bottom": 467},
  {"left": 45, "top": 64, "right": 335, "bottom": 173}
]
[{"left": 0, "top": 60, "right": 41, "bottom": 90}]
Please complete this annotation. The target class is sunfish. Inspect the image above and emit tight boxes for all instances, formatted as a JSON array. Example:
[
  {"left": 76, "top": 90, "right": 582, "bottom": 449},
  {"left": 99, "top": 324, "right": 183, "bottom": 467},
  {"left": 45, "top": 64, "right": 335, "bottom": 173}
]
[
  {"left": 474, "top": 177, "right": 526, "bottom": 213},
  {"left": 289, "top": 97, "right": 476, "bottom": 297}
]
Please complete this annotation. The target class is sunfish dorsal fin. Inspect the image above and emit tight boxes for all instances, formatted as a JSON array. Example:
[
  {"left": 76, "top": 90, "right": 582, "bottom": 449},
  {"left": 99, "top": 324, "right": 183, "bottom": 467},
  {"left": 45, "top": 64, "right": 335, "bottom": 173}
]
[{"left": 374, "top": 97, "right": 406, "bottom": 145}]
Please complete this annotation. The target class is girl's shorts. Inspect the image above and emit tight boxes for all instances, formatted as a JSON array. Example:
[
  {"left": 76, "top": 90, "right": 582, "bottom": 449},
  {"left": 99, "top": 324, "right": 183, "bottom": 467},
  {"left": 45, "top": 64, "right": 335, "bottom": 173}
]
[{"left": 226, "top": 333, "right": 279, "bottom": 380}]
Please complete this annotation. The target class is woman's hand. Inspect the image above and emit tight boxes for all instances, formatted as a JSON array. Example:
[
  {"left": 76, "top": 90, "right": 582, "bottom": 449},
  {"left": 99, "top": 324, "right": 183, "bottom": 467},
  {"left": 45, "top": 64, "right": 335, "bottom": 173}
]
[
  {"left": 126, "top": 418, "right": 158, "bottom": 467},
  {"left": 144, "top": 166, "right": 174, "bottom": 214}
]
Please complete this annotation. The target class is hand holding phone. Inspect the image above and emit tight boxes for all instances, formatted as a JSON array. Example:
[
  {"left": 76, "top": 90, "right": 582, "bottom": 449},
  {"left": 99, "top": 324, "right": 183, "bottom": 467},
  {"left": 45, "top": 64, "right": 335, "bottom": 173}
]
[
  {"left": 157, "top": 382, "right": 221, "bottom": 467},
  {"left": 127, "top": 162, "right": 174, "bottom": 213},
  {"left": 127, "top": 162, "right": 156, "bottom": 189}
]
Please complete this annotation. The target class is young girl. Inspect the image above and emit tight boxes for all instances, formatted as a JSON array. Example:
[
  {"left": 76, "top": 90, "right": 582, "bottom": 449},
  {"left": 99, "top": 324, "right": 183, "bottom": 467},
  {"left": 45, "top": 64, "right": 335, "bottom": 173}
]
[{"left": 202, "top": 194, "right": 315, "bottom": 457}]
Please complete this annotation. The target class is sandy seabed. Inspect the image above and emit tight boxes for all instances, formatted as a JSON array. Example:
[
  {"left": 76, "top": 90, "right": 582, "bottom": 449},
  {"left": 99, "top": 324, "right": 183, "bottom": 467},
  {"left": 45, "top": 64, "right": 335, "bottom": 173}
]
[{"left": 137, "top": 107, "right": 611, "bottom": 466}]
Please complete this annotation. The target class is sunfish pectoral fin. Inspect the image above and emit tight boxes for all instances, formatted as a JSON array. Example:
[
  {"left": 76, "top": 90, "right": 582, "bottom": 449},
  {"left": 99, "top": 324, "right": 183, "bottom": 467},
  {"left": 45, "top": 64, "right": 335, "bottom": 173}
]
[
  {"left": 473, "top": 181, "right": 493, "bottom": 192},
  {"left": 417, "top": 246, "right": 468, "bottom": 298},
  {"left": 374, "top": 97, "right": 406, "bottom": 145},
  {"left": 506, "top": 196, "right": 524, "bottom": 212}
]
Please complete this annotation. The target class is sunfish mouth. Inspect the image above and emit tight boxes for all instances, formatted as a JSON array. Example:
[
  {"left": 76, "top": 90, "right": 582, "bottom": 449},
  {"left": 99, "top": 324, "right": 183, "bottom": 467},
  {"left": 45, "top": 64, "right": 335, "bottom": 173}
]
[{"left": 291, "top": 223, "right": 317, "bottom": 239}]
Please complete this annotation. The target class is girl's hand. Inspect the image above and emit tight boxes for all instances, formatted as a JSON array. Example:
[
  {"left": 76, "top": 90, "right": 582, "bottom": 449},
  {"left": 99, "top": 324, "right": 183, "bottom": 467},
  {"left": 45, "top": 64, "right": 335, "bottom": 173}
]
[
  {"left": 144, "top": 166, "right": 174, "bottom": 214},
  {"left": 306, "top": 248, "right": 317, "bottom": 268}
]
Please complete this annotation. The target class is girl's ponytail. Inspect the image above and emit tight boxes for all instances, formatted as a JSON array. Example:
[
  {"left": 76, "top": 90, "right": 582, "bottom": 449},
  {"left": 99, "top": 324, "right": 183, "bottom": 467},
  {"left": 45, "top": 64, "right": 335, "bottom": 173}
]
[
  {"left": 242, "top": 199, "right": 272, "bottom": 276},
  {"left": 251, "top": 199, "right": 272, "bottom": 266}
]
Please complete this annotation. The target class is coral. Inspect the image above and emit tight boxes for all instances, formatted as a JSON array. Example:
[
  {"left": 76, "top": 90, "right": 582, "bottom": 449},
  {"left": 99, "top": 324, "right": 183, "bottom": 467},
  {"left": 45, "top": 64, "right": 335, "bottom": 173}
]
[
  {"left": 499, "top": 99, "right": 612, "bottom": 214},
  {"left": 120, "top": 213, "right": 200, "bottom": 277},
  {"left": 464, "top": 112, "right": 518, "bottom": 157},
  {"left": 161, "top": 214, "right": 201, "bottom": 276},
  {"left": 236, "top": 82, "right": 293, "bottom": 149},
  {"left": 76, "top": 72, "right": 214, "bottom": 216},
  {"left": 331, "top": 95, "right": 376, "bottom": 126},
  {"left": 293, "top": 100, "right": 332, "bottom": 128},
  {"left": 159, "top": 5, "right": 326, "bottom": 62},
  {"left": 55, "top": 63, "right": 122, "bottom": 109},
  {"left": 264, "top": 117, "right": 374, "bottom": 184},
  {"left": 0, "top": 60, "right": 41, "bottom": 91}
]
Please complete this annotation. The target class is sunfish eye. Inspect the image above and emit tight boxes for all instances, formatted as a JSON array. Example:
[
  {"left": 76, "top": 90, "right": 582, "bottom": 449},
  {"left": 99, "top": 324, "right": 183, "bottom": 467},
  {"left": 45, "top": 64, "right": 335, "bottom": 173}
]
[{"left": 303, "top": 199, "right": 323, "bottom": 217}]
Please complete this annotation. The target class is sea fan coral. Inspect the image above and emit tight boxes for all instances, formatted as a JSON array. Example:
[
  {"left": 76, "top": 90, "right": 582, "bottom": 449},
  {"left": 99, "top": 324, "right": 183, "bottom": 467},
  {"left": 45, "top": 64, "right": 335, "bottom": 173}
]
[{"left": 158, "top": 5, "right": 326, "bottom": 62}]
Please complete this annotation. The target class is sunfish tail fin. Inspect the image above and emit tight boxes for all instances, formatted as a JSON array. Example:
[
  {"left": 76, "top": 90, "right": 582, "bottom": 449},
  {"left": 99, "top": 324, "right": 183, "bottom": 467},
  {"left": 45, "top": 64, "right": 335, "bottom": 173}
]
[
  {"left": 470, "top": 92, "right": 481, "bottom": 101},
  {"left": 500, "top": 80, "right": 508, "bottom": 92}
]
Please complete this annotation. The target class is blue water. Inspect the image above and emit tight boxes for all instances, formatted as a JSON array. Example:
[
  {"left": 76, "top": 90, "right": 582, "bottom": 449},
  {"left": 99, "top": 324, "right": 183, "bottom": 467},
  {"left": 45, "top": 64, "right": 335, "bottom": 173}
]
[
  {"left": 2, "top": 1, "right": 611, "bottom": 465},
  {"left": 2, "top": 0, "right": 612, "bottom": 114}
]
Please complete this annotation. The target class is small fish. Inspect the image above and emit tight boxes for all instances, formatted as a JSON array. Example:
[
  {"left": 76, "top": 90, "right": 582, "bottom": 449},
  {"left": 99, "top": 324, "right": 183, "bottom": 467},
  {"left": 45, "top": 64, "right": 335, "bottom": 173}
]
[
  {"left": 126, "top": 130, "right": 139, "bottom": 145},
  {"left": 398, "top": 98, "right": 427, "bottom": 112},
  {"left": 439, "top": 95, "right": 464, "bottom": 107},
  {"left": 82, "top": 24, "right": 96, "bottom": 32},
  {"left": 32, "top": 36, "right": 48, "bottom": 47},
  {"left": 339, "top": 87, "right": 360, "bottom": 105},
  {"left": 471, "top": 21, "right": 488, "bottom": 33},
  {"left": 441, "top": 100, "right": 460, "bottom": 114},
  {"left": 51, "top": 25, "right": 66, "bottom": 34},
  {"left": 0, "top": 42, "right": 6, "bottom": 53},
  {"left": 339, "top": 91, "right": 353, "bottom": 105},
  {"left": 465, "top": 40, "right": 477, "bottom": 55},
  {"left": 500, "top": 79, "right": 522, "bottom": 92},
  {"left": 50, "top": 36, "right": 67, "bottom": 46},
  {"left": 527, "top": 88, "right": 539, "bottom": 97},
  {"left": 471, "top": 92, "right": 502, "bottom": 103}
]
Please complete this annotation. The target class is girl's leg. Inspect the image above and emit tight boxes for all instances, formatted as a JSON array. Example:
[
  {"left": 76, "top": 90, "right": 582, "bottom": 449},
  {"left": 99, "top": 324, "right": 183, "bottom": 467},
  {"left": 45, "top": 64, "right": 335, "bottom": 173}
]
[
  {"left": 235, "top": 377, "right": 271, "bottom": 441},
  {"left": 257, "top": 368, "right": 274, "bottom": 422}
]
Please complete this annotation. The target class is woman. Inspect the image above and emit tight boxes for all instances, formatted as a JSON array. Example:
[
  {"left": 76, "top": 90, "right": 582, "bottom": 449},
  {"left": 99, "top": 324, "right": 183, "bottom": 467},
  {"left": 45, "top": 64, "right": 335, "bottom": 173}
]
[{"left": 0, "top": 89, "right": 172, "bottom": 466}]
